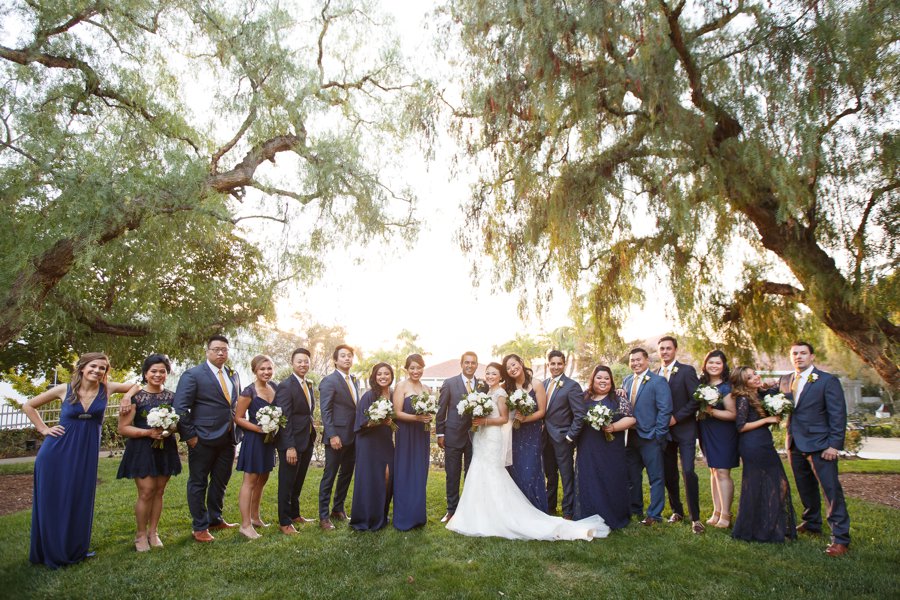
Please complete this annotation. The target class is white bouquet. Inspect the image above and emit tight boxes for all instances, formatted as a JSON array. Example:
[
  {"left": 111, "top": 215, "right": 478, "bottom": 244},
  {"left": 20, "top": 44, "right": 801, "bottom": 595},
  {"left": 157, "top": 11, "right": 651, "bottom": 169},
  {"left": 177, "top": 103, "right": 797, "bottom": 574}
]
[
  {"left": 505, "top": 389, "right": 537, "bottom": 429},
  {"left": 366, "top": 397, "right": 398, "bottom": 431},
  {"left": 584, "top": 403, "right": 616, "bottom": 441},
  {"left": 412, "top": 392, "right": 438, "bottom": 431},
  {"left": 256, "top": 405, "right": 285, "bottom": 443},
  {"left": 145, "top": 404, "right": 180, "bottom": 449},
  {"left": 693, "top": 384, "right": 723, "bottom": 420},
  {"left": 763, "top": 393, "right": 794, "bottom": 422},
  {"left": 457, "top": 392, "right": 495, "bottom": 432}
]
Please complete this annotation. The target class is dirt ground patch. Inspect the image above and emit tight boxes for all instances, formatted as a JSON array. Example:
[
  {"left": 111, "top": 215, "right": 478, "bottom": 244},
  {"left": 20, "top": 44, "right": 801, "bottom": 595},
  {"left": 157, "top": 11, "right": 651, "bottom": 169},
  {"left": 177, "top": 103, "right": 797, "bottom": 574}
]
[
  {"left": 839, "top": 473, "right": 900, "bottom": 510},
  {"left": 0, "top": 474, "right": 32, "bottom": 516}
]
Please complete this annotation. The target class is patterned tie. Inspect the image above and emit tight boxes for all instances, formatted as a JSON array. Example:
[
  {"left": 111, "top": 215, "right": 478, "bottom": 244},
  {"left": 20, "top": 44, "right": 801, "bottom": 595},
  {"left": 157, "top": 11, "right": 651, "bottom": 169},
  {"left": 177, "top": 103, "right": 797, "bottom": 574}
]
[
  {"left": 345, "top": 374, "right": 357, "bottom": 404},
  {"left": 217, "top": 369, "right": 230, "bottom": 402},
  {"left": 465, "top": 379, "right": 472, "bottom": 394},
  {"left": 662, "top": 366, "right": 671, "bottom": 381},
  {"left": 791, "top": 371, "right": 800, "bottom": 396},
  {"left": 629, "top": 376, "right": 640, "bottom": 407}
]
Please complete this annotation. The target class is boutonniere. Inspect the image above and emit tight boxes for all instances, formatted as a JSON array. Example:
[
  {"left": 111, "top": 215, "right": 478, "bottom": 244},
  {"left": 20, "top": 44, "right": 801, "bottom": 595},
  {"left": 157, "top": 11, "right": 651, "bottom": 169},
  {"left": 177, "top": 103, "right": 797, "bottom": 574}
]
[
  {"left": 672, "top": 366, "right": 679, "bottom": 374},
  {"left": 642, "top": 375, "right": 650, "bottom": 383},
  {"left": 810, "top": 373, "right": 818, "bottom": 383}
]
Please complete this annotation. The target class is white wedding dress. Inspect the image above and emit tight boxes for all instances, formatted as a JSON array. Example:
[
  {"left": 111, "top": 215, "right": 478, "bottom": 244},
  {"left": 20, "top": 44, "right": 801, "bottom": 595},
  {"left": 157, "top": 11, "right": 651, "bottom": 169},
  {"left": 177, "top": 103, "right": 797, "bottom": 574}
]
[{"left": 447, "top": 388, "right": 609, "bottom": 541}]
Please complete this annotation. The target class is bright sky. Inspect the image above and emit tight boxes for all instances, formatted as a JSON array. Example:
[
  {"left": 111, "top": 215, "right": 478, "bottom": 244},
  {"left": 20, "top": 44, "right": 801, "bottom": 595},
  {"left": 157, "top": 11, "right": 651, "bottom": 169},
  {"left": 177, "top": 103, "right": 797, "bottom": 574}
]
[{"left": 272, "top": 1, "right": 670, "bottom": 365}]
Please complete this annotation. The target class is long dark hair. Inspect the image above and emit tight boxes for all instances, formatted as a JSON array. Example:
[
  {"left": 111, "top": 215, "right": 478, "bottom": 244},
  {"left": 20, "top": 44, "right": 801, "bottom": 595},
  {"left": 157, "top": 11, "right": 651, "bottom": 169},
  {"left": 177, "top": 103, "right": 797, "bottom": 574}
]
[
  {"left": 731, "top": 366, "right": 766, "bottom": 418},
  {"left": 69, "top": 352, "right": 110, "bottom": 403},
  {"left": 501, "top": 353, "right": 532, "bottom": 395},
  {"left": 584, "top": 364, "right": 616, "bottom": 402},
  {"left": 368, "top": 362, "right": 394, "bottom": 399},
  {"left": 699, "top": 350, "right": 730, "bottom": 385}
]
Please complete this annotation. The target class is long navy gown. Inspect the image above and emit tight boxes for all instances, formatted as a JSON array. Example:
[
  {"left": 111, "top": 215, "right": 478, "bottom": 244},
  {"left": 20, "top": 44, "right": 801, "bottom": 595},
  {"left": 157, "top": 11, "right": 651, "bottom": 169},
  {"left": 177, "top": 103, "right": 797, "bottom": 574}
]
[
  {"left": 393, "top": 395, "right": 430, "bottom": 530},
  {"left": 507, "top": 389, "right": 548, "bottom": 512},
  {"left": 698, "top": 381, "right": 739, "bottom": 469},
  {"left": 732, "top": 395, "right": 797, "bottom": 543},
  {"left": 117, "top": 389, "right": 182, "bottom": 479},
  {"left": 574, "top": 394, "right": 632, "bottom": 529},
  {"left": 31, "top": 384, "right": 107, "bottom": 568},
  {"left": 350, "top": 390, "right": 395, "bottom": 531},
  {"left": 236, "top": 383, "right": 278, "bottom": 474}
]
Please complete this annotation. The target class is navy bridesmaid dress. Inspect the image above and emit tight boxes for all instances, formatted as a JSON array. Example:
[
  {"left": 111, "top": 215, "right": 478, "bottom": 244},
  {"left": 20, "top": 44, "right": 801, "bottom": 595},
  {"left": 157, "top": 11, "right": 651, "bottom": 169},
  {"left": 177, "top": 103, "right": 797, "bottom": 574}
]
[
  {"left": 31, "top": 384, "right": 107, "bottom": 568},
  {"left": 698, "top": 381, "right": 739, "bottom": 469},
  {"left": 350, "top": 390, "right": 395, "bottom": 531},
  {"left": 732, "top": 396, "right": 797, "bottom": 543},
  {"left": 506, "top": 389, "right": 548, "bottom": 512},
  {"left": 236, "top": 383, "right": 277, "bottom": 474},
  {"left": 574, "top": 394, "right": 632, "bottom": 529},
  {"left": 117, "top": 389, "right": 182, "bottom": 479},
  {"left": 393, "top": 395, "right": 430, "bottom": 530}
]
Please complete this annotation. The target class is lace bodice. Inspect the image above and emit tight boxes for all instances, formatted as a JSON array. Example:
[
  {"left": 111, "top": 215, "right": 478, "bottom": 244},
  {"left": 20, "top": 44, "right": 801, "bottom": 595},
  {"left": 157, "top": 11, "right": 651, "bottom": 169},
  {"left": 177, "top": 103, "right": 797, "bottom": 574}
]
[{"left": 472, "top": 388, "right": 512, "bottom": 467}]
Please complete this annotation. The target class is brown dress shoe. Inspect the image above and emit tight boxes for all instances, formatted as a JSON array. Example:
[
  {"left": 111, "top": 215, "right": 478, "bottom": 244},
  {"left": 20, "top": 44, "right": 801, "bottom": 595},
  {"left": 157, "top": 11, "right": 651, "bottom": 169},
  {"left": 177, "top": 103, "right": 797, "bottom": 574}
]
[
  {"left": 691, "top": 521, "right": 705, "bottom": 534},
  {"left": 825, "top": 543, "right": 849, "bottom": 557},
  {"left": 192, "top": 529, "right": 215, "bottom": 543},
  {"left": 640, "top": 517, "right": 659, "bottom": 526},
  {"left": 562, "top": 515, "right": 574, "bottom": 521},
  {"left": 209, "top": 520, "right": 237, "bottom": 530},
  {"left": 440, "top": 512, "right": 454, "bottom": 523},
  {"left": 292, "top": 516, "right": 313, "bottom": 524},
  {"left": 330, "top": 511, "right": 348, "bottom": 522},
  {"left": 668, "top": 513, "right": 684, "bottom": 524},
  {"left": 319, "top": 518, "right": 335, "bottom": 531},
  {"left": 280, "top": 524, "right": 298, "bottom": 535}
]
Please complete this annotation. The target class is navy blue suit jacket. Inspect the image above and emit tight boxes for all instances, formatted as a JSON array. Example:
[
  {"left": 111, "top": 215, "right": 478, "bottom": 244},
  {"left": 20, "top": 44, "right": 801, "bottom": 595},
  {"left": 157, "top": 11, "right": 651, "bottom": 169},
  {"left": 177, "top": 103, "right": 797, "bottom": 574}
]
[
  {"left": 658, "top": 361, "right": 699, "bottom": 442},
  {"left": 275, "top": 374, "right": 317, "bottom": 453},
  {"left": 174, "top": 362, "right": 241, "bottom": 444},
  {"left": 622, "top": 371, "right": 672, "bottom": 441},
  {"left": 779, "top": 368, "right": 846, "bottom": 453},
  {"left": 542, "top": 374, "right": 587, "bottom": 443},
  {"left": 319, "top": 370, "right": 358, "bottom": 445},
  {"left": 437, "top": 374, "right": 482, "bottom": 449}
]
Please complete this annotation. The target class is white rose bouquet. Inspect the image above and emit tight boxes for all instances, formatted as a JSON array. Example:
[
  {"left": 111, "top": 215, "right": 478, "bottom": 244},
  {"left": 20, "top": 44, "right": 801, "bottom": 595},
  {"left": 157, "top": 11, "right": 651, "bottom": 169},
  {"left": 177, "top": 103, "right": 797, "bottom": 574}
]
[
  {"left": 256, "top": 405, "right": 285, "bottom": 443},
  {"left": 505, "top": 389, "right": 536, "bottom": 429},
  {"left": 145, "top": 404, "right": 180, "bottom": 449},
  {"left": 457, "top": 392, "right": 495, "bottom": 432},
  {"left": 412, "top": 392, "right": 438, "bottom": 431},
  {"left": 763, "top": 393, "right": 793, "bottom": 425},
  {"left": 366, "top": 397, "right": 398, "bottom": 431},
  {"left": 584, "top": 403, "right": 616, "bottom": 441},
  {"left": 693, "top": 384, "right": 723, "bottom": 420}
]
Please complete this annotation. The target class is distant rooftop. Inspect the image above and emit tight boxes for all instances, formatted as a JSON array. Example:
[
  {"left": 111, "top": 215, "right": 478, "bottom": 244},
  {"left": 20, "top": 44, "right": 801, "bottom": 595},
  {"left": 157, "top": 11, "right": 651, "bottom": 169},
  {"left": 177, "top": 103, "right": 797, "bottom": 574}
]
[{"left": 422, "top": 359, "right": 486, "bottom": 379}]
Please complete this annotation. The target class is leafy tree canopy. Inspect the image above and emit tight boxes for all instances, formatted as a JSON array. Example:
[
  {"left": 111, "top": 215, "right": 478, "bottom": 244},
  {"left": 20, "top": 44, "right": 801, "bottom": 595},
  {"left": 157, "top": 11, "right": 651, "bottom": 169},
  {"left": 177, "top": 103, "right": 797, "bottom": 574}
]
[{"left": 445, "top": 0, "right": 899, "bottom": 390}]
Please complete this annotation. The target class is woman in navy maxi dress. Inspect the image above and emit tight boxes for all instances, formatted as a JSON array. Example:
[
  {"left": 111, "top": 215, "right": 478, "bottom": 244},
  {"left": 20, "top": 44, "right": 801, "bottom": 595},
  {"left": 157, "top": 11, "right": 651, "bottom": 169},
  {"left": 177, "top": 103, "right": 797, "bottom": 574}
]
[
  {"left": 392, "top": 354, "right": 432, "bottom": 530},
  {"left": 22, "top": 353, "right": 136, "bottom": 568},
  {"left": 575, "top": 365, "right": 635, "bottom": 529},
  {"left": 731, "top": 367, "right": 797, "bottom": 543},
  {"left": 502, "top": 354, "right": 548, "bottom": 512},
  {"left": 350, "top": 363, "right": 396, "bottom": 531}
]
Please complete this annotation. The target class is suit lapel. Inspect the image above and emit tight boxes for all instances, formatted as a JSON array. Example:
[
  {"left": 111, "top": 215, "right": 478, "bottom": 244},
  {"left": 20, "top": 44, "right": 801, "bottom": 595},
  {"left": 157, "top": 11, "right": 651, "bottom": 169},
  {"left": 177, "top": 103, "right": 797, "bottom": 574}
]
[{"left": 202, "top": 364, "right": 232, "bottom": 405}]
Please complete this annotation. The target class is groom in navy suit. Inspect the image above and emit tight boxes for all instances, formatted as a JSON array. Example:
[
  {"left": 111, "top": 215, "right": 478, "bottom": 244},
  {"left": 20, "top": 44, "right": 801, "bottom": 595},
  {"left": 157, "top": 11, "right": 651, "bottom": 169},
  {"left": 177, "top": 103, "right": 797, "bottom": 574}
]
[
  {"left": 318, "top": 344, "right": 359, "bottom": 530},
  {"left": 274, "top": 347, "right": 318, "bottom": 535},
  {"left": 623, "top": 347, "right": 673, "bottom": 525},
  {"left": 437, "top": 351, "right": 482, "bottom": 522},
  {"left": 656, "top": 336, "right": 703, "bottom": 533},
  {"left": 542, "top": 350, "right": 587, "bottom": 518},
  {"left": 173, "top": 334, "right": 241, "bottom": 542},
  {"left": 779, "top": 341, "right": 851, "bottom": 556}
]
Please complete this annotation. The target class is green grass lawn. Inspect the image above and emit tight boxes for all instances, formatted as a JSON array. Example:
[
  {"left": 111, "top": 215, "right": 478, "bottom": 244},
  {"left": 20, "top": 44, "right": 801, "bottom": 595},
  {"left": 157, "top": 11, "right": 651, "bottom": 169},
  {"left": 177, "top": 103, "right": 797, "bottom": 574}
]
[{"left": 1, "top": 458, "right": 898, "bottom": 599}]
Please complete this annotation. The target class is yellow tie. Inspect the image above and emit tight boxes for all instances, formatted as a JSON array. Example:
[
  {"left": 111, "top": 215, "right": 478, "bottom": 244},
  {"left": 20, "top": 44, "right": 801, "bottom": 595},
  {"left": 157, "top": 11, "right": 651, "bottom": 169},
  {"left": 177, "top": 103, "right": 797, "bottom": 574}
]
[
  {"left": 345, "top": 375, "right": 357, "bottom": 404},
  {"left": 217, "top": 369, "right": 230, "bottom": 402},
  {"left": 663, "top": 366, "right": 670, "bottom": 381},
  {"left": 791, "top": 372, "right": 800, "bottom": 396},
  {"left": 301, "top": 380, "right": 311, "bottom": 408},
  {"left": 547, "top": 379, "right": 558, "bottom": 403},
  {"left": 630, "top": 376, "right": 640, "bottom": 406},
  {"left": 465, "top": 379, "right": 472, "bottom": 394}
]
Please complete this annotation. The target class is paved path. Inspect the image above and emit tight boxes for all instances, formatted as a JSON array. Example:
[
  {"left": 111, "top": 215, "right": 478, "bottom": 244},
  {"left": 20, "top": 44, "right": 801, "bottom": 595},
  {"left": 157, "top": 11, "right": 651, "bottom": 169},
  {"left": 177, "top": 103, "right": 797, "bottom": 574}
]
[{"left": 858, "top": 437, "right": 900, "bottom": 460}]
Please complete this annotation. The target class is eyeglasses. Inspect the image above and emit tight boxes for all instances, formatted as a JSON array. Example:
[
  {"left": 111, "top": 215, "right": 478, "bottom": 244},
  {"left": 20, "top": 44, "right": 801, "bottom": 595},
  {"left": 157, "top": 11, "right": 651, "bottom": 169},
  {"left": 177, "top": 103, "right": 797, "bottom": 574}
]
[{"left": 208, "top": 347, "right": 229, "bottom": 354}]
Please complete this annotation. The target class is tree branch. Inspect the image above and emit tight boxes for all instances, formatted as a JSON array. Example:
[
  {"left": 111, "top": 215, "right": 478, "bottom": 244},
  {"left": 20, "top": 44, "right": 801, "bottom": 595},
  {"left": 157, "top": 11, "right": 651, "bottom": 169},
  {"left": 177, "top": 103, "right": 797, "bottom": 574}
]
[
  {"left": 205, "top": 135, "right": 301, "bottom": 194},
  {"left": 853, "top": 181, "right": 900, "bottom": 285}
]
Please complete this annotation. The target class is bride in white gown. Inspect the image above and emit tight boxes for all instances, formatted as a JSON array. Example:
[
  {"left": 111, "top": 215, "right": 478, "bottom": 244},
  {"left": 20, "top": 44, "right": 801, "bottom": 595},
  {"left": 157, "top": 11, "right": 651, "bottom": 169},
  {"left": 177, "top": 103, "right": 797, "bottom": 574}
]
[{"left": 447, "top": 363, "right": 609, "bottom": 541}]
